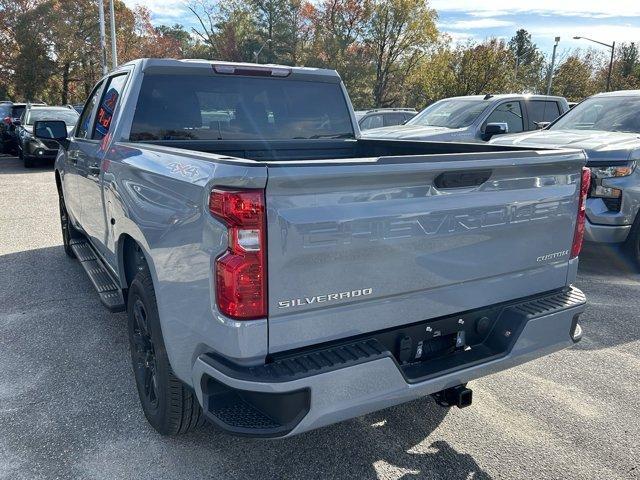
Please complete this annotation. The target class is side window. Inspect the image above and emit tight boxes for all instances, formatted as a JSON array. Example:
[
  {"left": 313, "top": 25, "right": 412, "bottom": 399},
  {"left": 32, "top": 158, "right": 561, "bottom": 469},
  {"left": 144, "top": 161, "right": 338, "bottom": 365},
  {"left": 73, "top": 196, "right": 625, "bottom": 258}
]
[
  {"left": 485, "top": 102, "right": 524, "bottom": 134},
  {"left": 528, "top": 101, "right": 561, "bottom": 128},
  {"left": 76, "top": 81, "right": 104, "bottom": 139},
  {"left": 360, "top": 114, "right": 383, "bottom": 130},
  {"left": 93, "top": 74, "right": 128, "bottom": 140},
  {"left": 11, "top": 106, "right": 25, "bottom": 121},
  {"left": 384, "top": 112, "right": 406, "bottom": 127}
]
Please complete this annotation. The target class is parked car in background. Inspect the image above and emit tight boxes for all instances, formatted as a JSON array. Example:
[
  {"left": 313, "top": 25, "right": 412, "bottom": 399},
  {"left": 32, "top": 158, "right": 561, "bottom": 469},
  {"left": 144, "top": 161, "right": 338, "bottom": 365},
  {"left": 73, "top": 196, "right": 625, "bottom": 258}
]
[
  {"left": 44, "top": 59, "right": 587, "bottom": 439},
  {"left": 1, "top": 101, "right": 46, "bottom": 154},
  {"left": 355, "top": 108, "right": 417, "bottom": 130},
  {"left": 71, "top": 104, "right": 84, "bottom": 114},
  {"left": 16, "top": 105, "right": 78, "bottom": 167},
  {"left": 362, "top": 94, "right": 569, "bottom": 142},
  {"left": 490, "top": 90, "right": 640, "bottom": 265}
]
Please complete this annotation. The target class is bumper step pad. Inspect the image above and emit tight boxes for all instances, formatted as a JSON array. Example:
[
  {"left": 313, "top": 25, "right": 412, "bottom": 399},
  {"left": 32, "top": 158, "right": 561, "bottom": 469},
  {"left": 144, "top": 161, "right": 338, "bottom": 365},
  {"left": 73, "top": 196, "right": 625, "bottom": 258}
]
[
  {"left": 70, "top": 239, "right": 125, "bottom": 312},
  {"left": 204, "top": 339, "right": 389, "bottom": 384},
  {"left": 512, "top": 288, "right": 586, "bottom": 319}
]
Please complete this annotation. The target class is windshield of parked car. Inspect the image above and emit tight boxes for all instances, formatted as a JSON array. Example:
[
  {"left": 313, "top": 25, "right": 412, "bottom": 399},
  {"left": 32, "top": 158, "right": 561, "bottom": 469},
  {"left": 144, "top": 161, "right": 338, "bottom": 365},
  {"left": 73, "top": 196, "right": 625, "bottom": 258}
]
[
  {"left": 407, "top": 99, "right": 490, "bottom": 129},
  {"left": 25, "top": 108, "right": 79, "bottom": 126},
  {"left": 130, "top": 73, "right": 355, "bottom": 141},
  {"left": 551, "top": 96, "right": 640, "bottom": 133}
]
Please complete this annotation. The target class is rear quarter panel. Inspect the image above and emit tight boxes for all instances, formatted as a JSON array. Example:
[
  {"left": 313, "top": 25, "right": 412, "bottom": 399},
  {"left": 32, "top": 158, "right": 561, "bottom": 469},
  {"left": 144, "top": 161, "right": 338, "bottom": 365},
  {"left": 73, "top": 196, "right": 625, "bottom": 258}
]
[{"left": 103, "top": 143, "right": 269, "bottom": 382}]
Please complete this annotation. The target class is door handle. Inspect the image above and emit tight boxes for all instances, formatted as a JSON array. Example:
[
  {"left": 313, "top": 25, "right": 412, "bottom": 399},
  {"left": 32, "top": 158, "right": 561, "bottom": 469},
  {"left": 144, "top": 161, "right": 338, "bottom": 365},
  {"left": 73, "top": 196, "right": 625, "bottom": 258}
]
[
  {"left": 68, "top": 151, "right": 79, "bottom": 164},
  {"left": 434, "top": 170, "right": 492, "bottom": 189}
]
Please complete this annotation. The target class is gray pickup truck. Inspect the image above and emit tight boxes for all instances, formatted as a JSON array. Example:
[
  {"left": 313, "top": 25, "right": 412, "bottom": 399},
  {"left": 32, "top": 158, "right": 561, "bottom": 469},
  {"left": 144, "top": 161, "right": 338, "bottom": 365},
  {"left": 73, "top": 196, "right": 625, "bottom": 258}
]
[
  {"left": 39, "top": 59, "right": 587, "bottom": 439},
  {"left": 362, "top": 94, "right": 569, "bottom": 142},
  {"left": 491, "top": 90, "right": 640, "bottom": 265}
]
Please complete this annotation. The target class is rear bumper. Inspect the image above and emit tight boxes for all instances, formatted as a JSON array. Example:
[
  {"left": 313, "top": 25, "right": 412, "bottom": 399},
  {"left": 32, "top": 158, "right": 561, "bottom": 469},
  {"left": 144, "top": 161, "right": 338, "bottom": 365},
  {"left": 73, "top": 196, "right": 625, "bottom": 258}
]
[
  {"left": 191, "top": 287, "right": 586, "bottom": 438},
  {"left": 584, "top": 219, "right": 631, "bottom": 243}
]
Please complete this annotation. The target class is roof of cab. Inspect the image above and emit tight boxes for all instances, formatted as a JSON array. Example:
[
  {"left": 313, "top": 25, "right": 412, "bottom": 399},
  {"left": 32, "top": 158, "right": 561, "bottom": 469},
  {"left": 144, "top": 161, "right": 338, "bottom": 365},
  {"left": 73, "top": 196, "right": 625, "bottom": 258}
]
[{"left": 118, "top": 58, "right": 341, "bottom": 82}]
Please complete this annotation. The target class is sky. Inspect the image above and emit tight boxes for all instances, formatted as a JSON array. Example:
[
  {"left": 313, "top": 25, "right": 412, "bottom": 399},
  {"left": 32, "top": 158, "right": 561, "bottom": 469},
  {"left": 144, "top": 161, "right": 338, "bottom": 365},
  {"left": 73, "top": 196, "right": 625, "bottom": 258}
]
[{"left": 124, "top": 0, "right": 640, "bottom": 59}]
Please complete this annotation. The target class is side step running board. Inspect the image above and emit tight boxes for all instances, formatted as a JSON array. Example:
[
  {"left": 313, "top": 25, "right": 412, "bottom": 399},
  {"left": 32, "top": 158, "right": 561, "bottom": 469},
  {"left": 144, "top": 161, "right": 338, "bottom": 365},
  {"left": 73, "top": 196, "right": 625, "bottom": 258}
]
[{"left": 70, "top": 239, "right": 125, "bottom": 312}]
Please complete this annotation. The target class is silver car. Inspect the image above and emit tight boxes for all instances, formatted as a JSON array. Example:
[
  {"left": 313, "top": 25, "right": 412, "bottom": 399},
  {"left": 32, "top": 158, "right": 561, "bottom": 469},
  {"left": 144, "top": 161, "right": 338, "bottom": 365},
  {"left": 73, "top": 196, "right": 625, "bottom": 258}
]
[
  {"left": 355, "top": 108, "right": 417, "bottom": 130},
  {"left": 362, "top": 94, "right": 569, "bottom": 142}
]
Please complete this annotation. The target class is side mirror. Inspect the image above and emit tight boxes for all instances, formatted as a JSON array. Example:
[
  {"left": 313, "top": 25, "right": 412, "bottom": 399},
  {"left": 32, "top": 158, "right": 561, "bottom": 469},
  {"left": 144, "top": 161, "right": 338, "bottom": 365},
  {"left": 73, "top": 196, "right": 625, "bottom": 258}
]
[
  {"left": 535, "top": 121, "right": 551, "bottom": 130},
  {"left": 33, "top": 120, "right": 68, "bottom": 141},
  {"left": 12, "top": 119, "right": 21, "bottom": 126},
  {"left": 483, "top": 122, "right": 508, "bottom": 140}
]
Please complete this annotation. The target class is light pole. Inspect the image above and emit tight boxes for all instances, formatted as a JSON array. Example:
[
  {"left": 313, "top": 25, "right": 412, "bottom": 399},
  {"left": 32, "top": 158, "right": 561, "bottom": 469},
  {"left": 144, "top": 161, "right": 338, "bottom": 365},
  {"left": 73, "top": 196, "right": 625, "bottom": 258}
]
[
  {"left": 253, "top": 39, "right": 271, "bottom": 63},
  {"left": 546, "top": 36, "right": 560, "bottom": 95},
  {"left": 97, "top": 0, "right": 108, "bottom": 75},
  {"left": 109, "top": 0, "right": 117, "bottom": 69},
  {"left": 573, "top": 36, "right": 615, "bottom": 91}
]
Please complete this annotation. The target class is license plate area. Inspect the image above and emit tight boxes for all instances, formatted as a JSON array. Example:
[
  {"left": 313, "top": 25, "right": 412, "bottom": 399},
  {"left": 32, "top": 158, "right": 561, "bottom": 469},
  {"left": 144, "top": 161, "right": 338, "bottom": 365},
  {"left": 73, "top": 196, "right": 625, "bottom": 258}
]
[{"left": 373, "top": 305, "right": 527, "bottom": 383}]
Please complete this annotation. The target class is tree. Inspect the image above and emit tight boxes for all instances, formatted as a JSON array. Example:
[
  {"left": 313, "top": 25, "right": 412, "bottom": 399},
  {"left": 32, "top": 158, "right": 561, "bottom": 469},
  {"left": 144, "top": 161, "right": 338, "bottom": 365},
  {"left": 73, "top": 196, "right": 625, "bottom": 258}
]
[
  {"left": 189, "top": 0, "right": 310, "bottom": 64},
  {"left": 551, "top": 53, "right": 599, "bottom": 101},
  {"left": 129, "top": 7, "right": 193, "bottom": 59},
  {"left": 0, "top": 0, "right": 48, "bottom": 100},
  {"left": 445, "top": 38, "right": 516, "bottom": 96},
  {"left": 508, "top": 29, "right": 545, "bottom": 92},
  {"left": 366, "top": 0, "right": 438, "bottom": 106},
  {"left": 606, "top": 42, "right": 640, "bottom": 90},
  {"left": 304, "top": 0, "right": 372, "bottom": 106},
  {"left": 251, "top": 0, "right": 308, "bottom": 64},
  {"left": 11, "top": 2, "right": 55, "bottom": 101}
]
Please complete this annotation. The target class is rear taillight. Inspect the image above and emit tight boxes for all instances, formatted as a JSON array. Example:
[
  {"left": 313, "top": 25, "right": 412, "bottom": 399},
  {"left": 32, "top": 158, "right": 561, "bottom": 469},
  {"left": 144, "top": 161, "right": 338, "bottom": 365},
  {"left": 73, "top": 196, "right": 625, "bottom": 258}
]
[
  {"left": 209, "top": 189, "right": 267, "bottom": 319},
  {"left": 571, "top": 167, "right": 591, "bottom": 259}
]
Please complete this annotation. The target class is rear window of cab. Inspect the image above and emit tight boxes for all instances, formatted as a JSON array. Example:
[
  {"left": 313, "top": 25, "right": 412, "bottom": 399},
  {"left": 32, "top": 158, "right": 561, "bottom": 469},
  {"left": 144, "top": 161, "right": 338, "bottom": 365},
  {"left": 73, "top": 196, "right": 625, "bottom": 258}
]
[{"left": 130, "top": 74, "right": 354, "bottom": 141}]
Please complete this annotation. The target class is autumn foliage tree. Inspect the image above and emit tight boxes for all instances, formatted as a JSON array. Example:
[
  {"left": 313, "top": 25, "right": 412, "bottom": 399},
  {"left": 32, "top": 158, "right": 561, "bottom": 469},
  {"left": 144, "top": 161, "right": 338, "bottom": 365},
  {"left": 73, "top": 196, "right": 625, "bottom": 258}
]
[
  {"left": 3, "top": 0, "right": 640, "bottom": 108},
  {"left": 1, "top": 0, "right": 197, "bottom": 104}
]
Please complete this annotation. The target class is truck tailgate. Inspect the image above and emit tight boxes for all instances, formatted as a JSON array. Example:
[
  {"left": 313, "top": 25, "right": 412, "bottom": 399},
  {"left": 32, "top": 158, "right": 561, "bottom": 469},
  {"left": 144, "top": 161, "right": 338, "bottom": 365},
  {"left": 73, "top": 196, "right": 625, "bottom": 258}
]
[{"left": 265, "top": 149, "right": 585, "bottom": 353}]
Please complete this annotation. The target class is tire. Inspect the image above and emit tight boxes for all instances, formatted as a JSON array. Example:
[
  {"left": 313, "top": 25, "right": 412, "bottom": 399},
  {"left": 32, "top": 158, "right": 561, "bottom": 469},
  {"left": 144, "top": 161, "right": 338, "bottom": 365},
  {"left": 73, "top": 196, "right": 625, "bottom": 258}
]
[
  {"left": 624, "top": 215, "right": 640, "bottom": 268},
  {"left": 58, "top": 193, "right": 77, "bottom": 258},
  {"left": 127, "top": 267, "right": 205, "bottom": 435}
]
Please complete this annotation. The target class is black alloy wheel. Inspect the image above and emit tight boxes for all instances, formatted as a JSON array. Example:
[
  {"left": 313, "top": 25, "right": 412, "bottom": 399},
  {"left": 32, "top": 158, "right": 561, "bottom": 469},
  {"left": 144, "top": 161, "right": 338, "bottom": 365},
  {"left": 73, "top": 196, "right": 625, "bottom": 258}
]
[{"left": 131, "top": 298, "right": 160, "bottom": 413}]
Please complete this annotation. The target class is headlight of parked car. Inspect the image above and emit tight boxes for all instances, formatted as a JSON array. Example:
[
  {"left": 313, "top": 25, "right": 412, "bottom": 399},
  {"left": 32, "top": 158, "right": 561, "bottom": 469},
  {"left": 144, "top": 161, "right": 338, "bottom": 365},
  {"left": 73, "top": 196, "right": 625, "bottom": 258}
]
[
  {"left": 589, "top": 162, "right": 635, "bottom": 179},
  {"left": 589, "top": 162, "right": 635, "bottom": 199}
]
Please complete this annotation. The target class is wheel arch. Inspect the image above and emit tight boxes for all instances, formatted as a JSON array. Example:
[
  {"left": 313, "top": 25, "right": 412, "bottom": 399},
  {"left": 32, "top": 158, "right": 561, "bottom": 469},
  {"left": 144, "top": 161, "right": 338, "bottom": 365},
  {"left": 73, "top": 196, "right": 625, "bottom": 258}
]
[{"left": 117, "top": 233, "right": 154, "bottom": 293}]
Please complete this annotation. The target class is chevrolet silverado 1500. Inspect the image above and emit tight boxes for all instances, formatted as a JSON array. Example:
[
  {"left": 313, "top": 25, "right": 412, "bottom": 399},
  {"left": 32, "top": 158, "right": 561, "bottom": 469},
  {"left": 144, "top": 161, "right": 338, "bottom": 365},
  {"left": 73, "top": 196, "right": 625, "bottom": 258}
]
[{"left": 40, "top": 59, "right": 588, "bottom": 438}]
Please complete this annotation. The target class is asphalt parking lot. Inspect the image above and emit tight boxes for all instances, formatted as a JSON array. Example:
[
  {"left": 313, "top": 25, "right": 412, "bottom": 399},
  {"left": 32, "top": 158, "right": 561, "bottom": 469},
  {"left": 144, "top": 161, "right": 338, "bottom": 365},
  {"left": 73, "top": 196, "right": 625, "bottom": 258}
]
[{"left": 0, "top": 155, "right": 638, "bottom": 480}]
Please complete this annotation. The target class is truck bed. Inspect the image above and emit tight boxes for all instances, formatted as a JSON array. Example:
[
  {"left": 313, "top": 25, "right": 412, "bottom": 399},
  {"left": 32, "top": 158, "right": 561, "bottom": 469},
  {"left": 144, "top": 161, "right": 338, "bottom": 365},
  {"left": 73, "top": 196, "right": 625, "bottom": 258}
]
[{"left": 131, "top": 137, "right": 530, "bottom": 162}]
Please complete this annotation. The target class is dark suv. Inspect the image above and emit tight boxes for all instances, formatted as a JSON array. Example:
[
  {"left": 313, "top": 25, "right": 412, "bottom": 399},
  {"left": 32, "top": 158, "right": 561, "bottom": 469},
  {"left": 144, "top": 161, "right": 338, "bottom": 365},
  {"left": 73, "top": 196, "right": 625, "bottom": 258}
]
[
  {"left": 16, "top": 105, "right": 78, "bottom": 167},
  {"left": 1, "top": 102, "right": 46, "bottom": 154}
]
